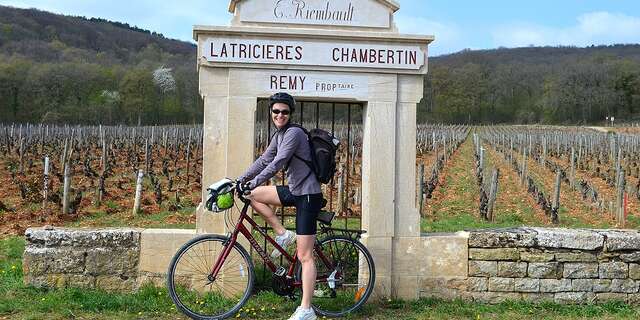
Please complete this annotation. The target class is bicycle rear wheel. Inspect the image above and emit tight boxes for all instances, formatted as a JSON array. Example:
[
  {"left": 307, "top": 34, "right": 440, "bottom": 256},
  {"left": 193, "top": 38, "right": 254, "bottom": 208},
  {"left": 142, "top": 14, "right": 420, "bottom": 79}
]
[
  {"left": 167, "top": 234, "right": 254, "bottom": 320},
  {"left": 305, "top": 235, "right": 376, "bottom": 317}
]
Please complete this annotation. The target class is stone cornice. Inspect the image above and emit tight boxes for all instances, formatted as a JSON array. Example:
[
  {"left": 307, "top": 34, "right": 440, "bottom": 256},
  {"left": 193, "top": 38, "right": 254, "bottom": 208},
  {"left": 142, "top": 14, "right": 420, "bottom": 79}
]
[
  {"left": 228, "top": 0, "right": 400, "bottom": 13},
  {"left": 193, "top": 25, "right": 434, "bottom": 44}
]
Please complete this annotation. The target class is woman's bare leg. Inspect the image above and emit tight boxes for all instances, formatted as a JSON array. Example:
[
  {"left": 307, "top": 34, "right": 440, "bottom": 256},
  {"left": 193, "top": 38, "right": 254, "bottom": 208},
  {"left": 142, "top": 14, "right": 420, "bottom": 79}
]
[
  {"left": 248, "top": 186, "right": 287, "bottom": 235},
  {"left": 297, "top": 235, "right": 316, "bottom": 309}
]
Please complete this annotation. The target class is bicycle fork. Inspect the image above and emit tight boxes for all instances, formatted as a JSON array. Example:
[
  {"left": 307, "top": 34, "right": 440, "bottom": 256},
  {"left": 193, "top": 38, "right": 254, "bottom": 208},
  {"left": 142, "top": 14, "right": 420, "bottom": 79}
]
[{"left": 207, "top": 232, "right": 240, "bottom": 283}]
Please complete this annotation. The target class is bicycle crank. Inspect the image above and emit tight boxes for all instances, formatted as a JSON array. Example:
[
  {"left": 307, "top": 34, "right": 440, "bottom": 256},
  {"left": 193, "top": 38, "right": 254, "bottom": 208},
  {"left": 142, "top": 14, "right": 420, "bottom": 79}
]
[{"left": 272, "top": 274, "right": 295, "bottom": 297}]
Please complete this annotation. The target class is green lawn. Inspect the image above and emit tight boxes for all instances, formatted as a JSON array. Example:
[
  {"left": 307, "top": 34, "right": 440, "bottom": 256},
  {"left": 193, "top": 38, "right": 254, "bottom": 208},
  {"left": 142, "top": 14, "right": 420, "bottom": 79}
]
[
  {"left": 64, "top": 205, "right": 197, "bottom": 229},
  {"left": 3, "top": 237, "right": 640, "bottom": 319}
]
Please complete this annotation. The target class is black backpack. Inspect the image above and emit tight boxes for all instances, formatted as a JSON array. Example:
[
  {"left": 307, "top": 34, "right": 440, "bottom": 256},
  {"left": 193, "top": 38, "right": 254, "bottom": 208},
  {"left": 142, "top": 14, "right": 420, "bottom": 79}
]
[{"left": 283, "top": 124, "right": 340, "bottom": 184}]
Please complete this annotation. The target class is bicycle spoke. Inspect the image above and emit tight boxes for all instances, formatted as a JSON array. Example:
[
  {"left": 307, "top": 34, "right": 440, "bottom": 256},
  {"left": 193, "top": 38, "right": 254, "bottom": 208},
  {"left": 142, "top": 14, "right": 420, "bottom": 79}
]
[
  {"left": 168, "top": 235, "right": 254, "bottom": 319},
  {"left": 308, "top": 236, "right": 375, "bottom": 317}
]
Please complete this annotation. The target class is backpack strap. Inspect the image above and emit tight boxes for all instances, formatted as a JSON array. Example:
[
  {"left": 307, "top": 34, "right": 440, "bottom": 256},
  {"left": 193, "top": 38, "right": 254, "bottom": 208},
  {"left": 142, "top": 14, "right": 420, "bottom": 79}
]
[{"left": 276, "top": 123, "right": 316, "bottom": 183}]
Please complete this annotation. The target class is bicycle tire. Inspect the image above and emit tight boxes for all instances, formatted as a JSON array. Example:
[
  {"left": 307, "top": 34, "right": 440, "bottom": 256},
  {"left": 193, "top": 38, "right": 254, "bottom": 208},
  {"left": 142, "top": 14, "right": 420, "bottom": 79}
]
[
  {"left": 297, "top": 235, "right": 376, "bottom": 317},
  {"left": 167, "top": 234, "right": 254, "bottom": 320}
]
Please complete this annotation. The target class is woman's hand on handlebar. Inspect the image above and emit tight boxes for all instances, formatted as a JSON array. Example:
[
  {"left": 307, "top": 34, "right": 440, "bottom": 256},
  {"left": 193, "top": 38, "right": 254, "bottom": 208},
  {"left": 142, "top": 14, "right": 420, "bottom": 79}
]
[{"left": 235, "top": 180, "right": 252, "bottom": 201}]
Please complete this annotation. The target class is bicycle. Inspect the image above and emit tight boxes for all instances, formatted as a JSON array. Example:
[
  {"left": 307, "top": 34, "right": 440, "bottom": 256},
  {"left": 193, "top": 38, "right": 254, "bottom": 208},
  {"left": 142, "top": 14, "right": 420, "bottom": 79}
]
[{"left": 167, "top": 180, "right": 376, "bottom": 320}]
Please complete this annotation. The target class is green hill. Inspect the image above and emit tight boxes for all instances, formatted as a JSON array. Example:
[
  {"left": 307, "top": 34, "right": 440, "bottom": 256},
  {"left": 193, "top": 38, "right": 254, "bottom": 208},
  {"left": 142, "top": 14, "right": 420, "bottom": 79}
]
[
  {"left": 423, "top": 45, "right": 640, "bottom": 124},
  {"left": 1, "top": 5, "right": 638, "bottom": 125},
  {"left": 0, "top": 5, "right": 200, "bottom": 125}
]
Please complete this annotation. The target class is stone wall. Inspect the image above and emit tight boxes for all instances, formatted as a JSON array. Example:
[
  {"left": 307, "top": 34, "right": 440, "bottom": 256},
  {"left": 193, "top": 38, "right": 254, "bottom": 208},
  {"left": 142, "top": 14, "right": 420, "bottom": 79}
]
[
  {"left": 23, "top": 227, "right": 142, "bottom": 291},
  {"left": 22, "top": 226, "right": 640, "bottom": 305},
  {"left": 453, "top": 228, "right": 640, "bottom": 304}
]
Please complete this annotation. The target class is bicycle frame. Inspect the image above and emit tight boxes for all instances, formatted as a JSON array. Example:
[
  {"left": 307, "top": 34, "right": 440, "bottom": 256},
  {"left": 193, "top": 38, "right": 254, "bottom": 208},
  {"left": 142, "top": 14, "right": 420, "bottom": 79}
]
[{"left": 208, "top": 199, "right": 334, "bottom": 287}]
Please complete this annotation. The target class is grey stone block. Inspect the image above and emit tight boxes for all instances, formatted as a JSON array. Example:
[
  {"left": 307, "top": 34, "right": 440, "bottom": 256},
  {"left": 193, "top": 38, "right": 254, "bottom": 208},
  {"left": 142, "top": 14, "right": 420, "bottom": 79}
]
[
  {"left": 468, "top": 277, "right": 488, "bottom": 292},
  {"left": 621, "top": 252, "right": 640, "bottom": 263},
  {"left": 22, "top": 247, "right": 50, "bottom": 276},
  {"left": 629, "top": 293, "right": 640, "bottom": 304},
  {"left": 599, "top": 262, "right": 628, "bottom": 279},
  {"left": 488, "top": 277, "right": 515, "bottom": 292},
  {"left": 85, "top": 248, "right": 139, "bottom": 276},
  {"left": 515, "top": 278, "right": 540, "bottom": 293},
  {"left": 630, "top": 264, "right": 640, "bottom": 280},
  {"left": 528, "top": 262, "right": 562, "bottom": 278},
  {"left": 593, "top": 279, "right": 612, "bottom": 293},
  {"left": 468, "top": 228, "right": 536, "bottom": 248},
  {"left": 469, "top": 261, "right": 497, "bottom": 277},
  {"left": 469, "top": 248, "right": 519, "bottom": 261},
  {"left": 532, "top": 228, "right": 604, "bottom": 250},
  {"left": 596, "top": 293, "right": 628, "bottom": 303},
  {"left": 540, "top": 279, "right": 572, "bottom": 293},
  {"left": 571, "top": 279, "right": 594, "bottom": 292},
  {"left": 563, "top": 263, "right": 599, "bottom": 279},
  {"left": 603, "top": 230, "right": 640, "bottom": 251},
  {"left": 520, "top": 251, "right": 555, "bottom": 262},
  {"left": 555, "top": 252, "right": 597, "bottom": 262},
  {"left": 520, "top": 293, "right": 554, "bottom": 303},
  {"left": 554, "top": 292, "right": 596, "bottom": 304},
  {"left": 47, "top": 248, "right": 86, "bottom": 273},
  {"left": 610, "top": 279, "right": 639, "bottom": 293},
  {"left": 498, "top": 262, "right": 528, "bottom": 278},
  {"left": 25, "top": 227, "right": 141, "bottom": 249},
  {"left": 24, "top": 273, "right": 96, "bottom": 289},
  {"left": 597, "top": 251, "right": 620, "bottom": 262},
  {"left": 95, "top": 275, "right": 136, "bottom": 292}
]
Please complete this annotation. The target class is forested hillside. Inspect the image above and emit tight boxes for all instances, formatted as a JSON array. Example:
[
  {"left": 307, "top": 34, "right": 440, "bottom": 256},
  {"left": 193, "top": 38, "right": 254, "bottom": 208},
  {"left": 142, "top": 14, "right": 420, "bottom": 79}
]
[
  {"left": 0, "top": 6, "right": 201, "bottom": 125},
  {"left": 0, "top": 5, "right": 639, "bottom": 125},
  {"left": 421, "top": 45, "right": 640, "bottom": 124}
]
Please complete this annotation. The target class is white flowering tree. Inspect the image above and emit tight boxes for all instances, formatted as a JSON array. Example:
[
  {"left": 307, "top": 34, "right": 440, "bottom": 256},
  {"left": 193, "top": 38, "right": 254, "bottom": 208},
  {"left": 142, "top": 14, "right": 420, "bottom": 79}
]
[{"left": 152, "top": 66, "right": 176, "bottom": 93}]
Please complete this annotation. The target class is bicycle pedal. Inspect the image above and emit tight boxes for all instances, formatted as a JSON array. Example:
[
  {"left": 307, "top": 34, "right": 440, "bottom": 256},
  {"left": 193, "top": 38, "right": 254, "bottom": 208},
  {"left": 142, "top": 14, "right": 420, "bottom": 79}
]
[{"left": 274, "top": 266, "right": 286, "bottom": 277}]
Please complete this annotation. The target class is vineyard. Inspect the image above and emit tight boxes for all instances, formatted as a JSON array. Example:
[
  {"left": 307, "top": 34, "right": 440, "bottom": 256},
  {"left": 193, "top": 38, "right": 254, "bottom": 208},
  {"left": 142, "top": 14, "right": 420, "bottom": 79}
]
[
  {"left": 0, "top": 123, "right": 639, "bottom": 237},
  {"left": 421, "top": 125, "right": 640, "bottom": 231},
  {"left": 0, "top": 124, "right": 204, "bottom": 236}
]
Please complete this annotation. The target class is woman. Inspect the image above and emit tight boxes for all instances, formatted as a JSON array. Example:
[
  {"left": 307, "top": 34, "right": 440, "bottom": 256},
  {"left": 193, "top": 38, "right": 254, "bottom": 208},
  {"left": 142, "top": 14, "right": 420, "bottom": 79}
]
[{"left": 237, "top": 92, "right": 322, "bottom": 320}]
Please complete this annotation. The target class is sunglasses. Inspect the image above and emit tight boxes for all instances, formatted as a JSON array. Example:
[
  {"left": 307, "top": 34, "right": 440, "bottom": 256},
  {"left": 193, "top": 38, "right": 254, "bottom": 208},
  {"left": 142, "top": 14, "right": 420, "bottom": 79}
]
[{"left": 271, "top": 109, "right": 290, "bottom": 115}]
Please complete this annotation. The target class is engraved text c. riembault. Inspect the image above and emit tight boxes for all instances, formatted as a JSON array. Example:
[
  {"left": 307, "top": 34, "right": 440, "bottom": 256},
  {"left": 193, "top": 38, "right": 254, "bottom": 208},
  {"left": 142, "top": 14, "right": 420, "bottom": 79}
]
[{"left": 273, "top": 0, "right": 355, "bottom": 22}]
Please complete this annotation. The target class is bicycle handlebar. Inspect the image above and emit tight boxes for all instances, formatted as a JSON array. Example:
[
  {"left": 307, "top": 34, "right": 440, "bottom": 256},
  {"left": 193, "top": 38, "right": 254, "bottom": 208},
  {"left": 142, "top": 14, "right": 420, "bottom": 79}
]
[{"left": 234, "top": 180, "right": 252, "bottom": 203}]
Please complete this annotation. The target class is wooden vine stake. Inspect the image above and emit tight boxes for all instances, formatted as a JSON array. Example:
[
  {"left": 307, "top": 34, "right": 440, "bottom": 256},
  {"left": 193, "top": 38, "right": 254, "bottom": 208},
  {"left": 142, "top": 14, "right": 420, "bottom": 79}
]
[
  {"left": 62, "top": 163, "right": 71, "bottom": 215},
  {"left": 616, "top": 169, "right": 626, "bottom": 227},
  {"left": 42, "top": 156, "right": 49, "bottom": 210},
  {"left": 487, "top": 168, "right": 499, "bottom": 222},
  {"left": 551, "top": 170, "right": 561, "bottom": 224},
  {"left": 569, "top": 147, "right": 576, "bottom": 189},
  {"left": 133, "top": 169, "right": 144, "bottom": 215},
  {"left": 98, "top": 138, "right": 107, "bottom": 205}
]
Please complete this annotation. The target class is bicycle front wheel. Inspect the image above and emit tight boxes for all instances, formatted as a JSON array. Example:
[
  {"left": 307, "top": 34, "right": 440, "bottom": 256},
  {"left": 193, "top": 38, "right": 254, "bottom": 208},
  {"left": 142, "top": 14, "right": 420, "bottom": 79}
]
[
  {"left": 167, "top": 234, "right": 254, "bottom": 320},
  {"left": 307, "top": 235, "right": 376, "bottom": 317}
]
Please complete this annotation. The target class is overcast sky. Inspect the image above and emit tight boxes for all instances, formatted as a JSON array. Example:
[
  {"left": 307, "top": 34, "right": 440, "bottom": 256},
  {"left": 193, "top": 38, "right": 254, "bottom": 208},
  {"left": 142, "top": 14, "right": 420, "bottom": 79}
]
[{"left": 2, "top": 0, "right": 639, "bottom": 56}]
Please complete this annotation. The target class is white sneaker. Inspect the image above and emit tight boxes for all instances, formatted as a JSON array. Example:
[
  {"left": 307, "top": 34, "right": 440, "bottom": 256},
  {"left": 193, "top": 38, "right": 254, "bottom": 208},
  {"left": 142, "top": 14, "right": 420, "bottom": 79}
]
[
  {"left": 271, "top": 230, "right": 296, "bottom": 258},
  {"left": 287, "top": 306, "right": 317, "bottom": 320}
]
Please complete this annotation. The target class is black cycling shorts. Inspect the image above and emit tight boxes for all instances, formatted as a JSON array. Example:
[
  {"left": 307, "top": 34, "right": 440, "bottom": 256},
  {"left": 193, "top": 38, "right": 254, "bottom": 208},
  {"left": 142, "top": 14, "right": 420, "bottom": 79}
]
[{"left": 276, "top": 186, "right": 323, "bottom": 235}]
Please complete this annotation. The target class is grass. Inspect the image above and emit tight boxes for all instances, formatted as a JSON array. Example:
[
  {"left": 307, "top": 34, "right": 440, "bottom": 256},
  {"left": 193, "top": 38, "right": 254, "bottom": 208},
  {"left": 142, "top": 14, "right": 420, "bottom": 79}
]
[
  {"left": 3, "top": 237, "right": 640, "bottom": 319},
  {"left": 65, "top": 206, "right": 196, "bottom": 229}
]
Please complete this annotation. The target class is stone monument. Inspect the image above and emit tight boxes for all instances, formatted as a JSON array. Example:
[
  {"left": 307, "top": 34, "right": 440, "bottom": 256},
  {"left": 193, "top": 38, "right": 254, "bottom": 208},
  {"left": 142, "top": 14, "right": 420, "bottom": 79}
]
[{"left": 194, "top": 0, "right": 433, "bottom": 298}]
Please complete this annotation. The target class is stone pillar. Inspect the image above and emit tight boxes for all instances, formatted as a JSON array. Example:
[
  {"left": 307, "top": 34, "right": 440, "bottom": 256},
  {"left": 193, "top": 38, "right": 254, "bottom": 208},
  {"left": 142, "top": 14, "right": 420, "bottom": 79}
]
[
  {"left": 391, "top": 75, "right": 423, "bottom": 299},
  {"left": 196, "top": 70, "right": 256, "bottom": 237},
  {"left": 360, "top": 74, "right": 397, "bottom": 298},
  {"left": 395, "top": 75, "right": 422, "bottom": 237},
  {"left": 197, "top": 68, "right": 230, "bottom": 234}
]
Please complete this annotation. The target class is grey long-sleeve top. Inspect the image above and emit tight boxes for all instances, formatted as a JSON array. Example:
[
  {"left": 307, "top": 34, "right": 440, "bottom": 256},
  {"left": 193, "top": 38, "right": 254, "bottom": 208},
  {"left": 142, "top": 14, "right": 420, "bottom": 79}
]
[{"left": 239, "top": 126, "right": 321, "bottom": 196}]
